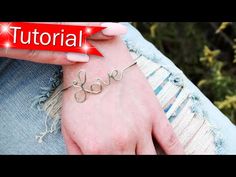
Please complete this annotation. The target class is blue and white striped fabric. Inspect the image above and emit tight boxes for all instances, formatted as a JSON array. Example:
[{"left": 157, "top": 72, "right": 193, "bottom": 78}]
[{"left": 132, "top": 52, "right": 216, "bottom": 154}]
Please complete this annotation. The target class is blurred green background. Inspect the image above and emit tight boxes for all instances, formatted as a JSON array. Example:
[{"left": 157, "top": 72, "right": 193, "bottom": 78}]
[{"left": 133, "top": 22, "right": 236, "bottom": 124}]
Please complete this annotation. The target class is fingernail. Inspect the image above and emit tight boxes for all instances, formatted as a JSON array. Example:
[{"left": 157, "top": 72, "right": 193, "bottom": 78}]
[
  {"left": 66, "top": 53, "right": 89, "bottom": 62},
  {"left": 101, "top": 22, "right": 127, "bottom": 36}
]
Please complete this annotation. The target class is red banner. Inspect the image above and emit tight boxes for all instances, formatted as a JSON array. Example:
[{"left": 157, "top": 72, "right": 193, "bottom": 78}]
[{"left": 0, "top": 22, "right": 105, "bottom": 56}]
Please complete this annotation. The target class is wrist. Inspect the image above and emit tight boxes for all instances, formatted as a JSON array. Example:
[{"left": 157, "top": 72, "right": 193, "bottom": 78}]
[{"left": 62, "top": 37, "right": 133, "bottom": 87}]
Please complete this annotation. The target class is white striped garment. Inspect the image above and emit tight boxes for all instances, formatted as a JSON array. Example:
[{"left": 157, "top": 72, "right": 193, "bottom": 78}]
[{"left": 132, "top": 52, "right": 216, "bottom": 154}]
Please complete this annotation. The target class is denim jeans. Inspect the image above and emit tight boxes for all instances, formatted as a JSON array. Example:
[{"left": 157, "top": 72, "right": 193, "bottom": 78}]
[{"left": 0, "top": 23, "right": 235, "bottom": 154}]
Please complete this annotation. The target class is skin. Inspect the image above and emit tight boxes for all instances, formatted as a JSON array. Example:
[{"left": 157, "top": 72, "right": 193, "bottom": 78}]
[
  {"left": 0, "top": 22, "right": 112, "bottom": 65},
  {"left": 0, "top": 22, "right": 184, "bottom": 154},
  {"left": 62, "top": 37, "right": 184, "bottom": 154}
]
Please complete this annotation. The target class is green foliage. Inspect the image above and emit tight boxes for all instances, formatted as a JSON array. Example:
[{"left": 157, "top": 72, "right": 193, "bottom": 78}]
[{"left": 133, "top": 22, "right": 236, "bottom": 124}]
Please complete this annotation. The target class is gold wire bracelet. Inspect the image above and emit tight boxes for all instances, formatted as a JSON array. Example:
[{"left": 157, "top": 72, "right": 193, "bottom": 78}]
[{"left": 62, "top": 56, "right": 141, "bottom": 103}]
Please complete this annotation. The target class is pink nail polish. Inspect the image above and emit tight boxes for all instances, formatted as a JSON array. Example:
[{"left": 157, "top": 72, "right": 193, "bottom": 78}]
[
  {"left": 101, "top": 23, "right": 127, "bottom": 36},
  {"left": 66, "top": 53, "right": 89, "bottom": 62}
]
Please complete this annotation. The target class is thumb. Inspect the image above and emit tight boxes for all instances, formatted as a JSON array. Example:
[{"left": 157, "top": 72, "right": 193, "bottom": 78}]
[
  {"left": 0, "top": 22, "right": 127, "bottom": 64},
  {"left": 0, "top": 48, "right": 89, "bottom": 65},
  {"left": 35, "top": 22, "right": 128, "bottom": 40}
]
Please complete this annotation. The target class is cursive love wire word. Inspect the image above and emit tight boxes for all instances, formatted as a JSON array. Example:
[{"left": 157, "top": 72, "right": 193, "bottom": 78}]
[{"left": 62, "top": 60, "right": 138, "bottom": 103}]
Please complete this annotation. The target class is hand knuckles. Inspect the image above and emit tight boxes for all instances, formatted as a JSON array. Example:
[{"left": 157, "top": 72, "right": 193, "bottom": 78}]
[
  {"left": 82, "top": 130, "right": 132, "bottom": 154},
  {"left": 83, "top": 143, "right": 106, "bottom": 154},
  {"left": 112, "top": 132, "right": 131, "bottom": 149},
  {"left": 26, "top": 50, "right": 38, "bottom": 59},
  {"left": 84, "top": 147, "right": 104, "bottom": 154}
]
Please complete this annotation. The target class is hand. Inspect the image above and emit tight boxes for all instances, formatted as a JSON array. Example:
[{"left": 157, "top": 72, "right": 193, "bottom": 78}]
[
  {"left": 61, "top": 37, "right": 184, "bottom": 154},
  {"left": 0, "top": 22, "right": 127, "bottom": 65}
]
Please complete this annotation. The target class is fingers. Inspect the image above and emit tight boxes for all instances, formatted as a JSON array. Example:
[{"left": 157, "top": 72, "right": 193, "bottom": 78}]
[
  {"left": 78, "top": 138, "right": 136, "bottom": 155},
  {"left": 0, "top": 22, "right": 127, "bottom": 64},
  {"left": 136, "top": 135, "right": 157, "bottom": 155},
  {"left": 89, "top": 22, "right": 127, "bottom": 40},
  {"left": 36, "top": 22, "right": 127, "bottom": 40},
  {"left": 152, "top": 101, "right": 185, "bottom": 155},
  {"left": 0, "top": 47, "right": 91, "bottom": 64},
  {"left": 61, "top": 126, "right": 83, "bottom": 155},
  {"left": 0, "top": 48, "right": 82, "bottom": 65}
]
